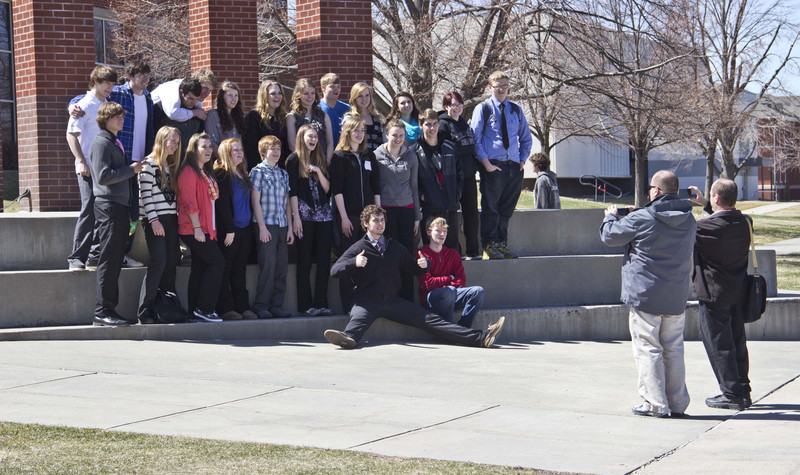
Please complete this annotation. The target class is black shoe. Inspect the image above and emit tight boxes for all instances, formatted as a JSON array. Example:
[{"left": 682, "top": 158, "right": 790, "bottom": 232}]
[
  {"left": 705, "top": 394, "right": 746, "bottom": 410},
  {"left": 270, "top": 306, "right": 292, "bottom": 318},
  {"left": 192, "top": 308, "right": 222, "bottom": 323},
  {"left": 138, "top": 313, "right": 157, "bottom": 325},
  {"left": 256, "top": 309, "right": 274, "bottom": 319},
  {"left": 324, "top": 329, "right": 357, "bottom": 349},
  {"left": 93, "top": 314, "right": 132, "bottom": 326},
  {"left": 744, "top": 396, "right": 753, "bottom": 408},
  {"left": 670, "top": 412, "right": 687, "bottom": 418},
  {"left": 85, "top": 259, "right": 99, "bottom": 271}
]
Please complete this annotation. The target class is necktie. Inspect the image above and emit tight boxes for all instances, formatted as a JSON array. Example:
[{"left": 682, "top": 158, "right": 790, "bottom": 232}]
[
  {"left": 500, "top": 103, "right": 510, "bottom": 150},
  {"left": 375, "top": 240, "right": 384, "bottom": 254}
]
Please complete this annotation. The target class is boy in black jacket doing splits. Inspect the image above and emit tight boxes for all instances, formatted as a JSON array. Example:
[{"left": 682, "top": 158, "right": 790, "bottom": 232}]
[{"left": 324, "top": 205, "right": 505, "bottom": 349}]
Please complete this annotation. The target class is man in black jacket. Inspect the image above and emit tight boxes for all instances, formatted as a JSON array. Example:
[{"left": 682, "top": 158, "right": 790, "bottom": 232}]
[
  {"left": 325, "top": 205, "right": 504, "bottom": 349},
  {"left": 689, "top": 179, "right": 752, "bottom": 411}
]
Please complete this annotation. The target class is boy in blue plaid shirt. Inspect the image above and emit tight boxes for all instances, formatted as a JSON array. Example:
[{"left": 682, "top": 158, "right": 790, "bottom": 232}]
[{"left": 250, "top": 135, "right": 295, "bottom": 319}]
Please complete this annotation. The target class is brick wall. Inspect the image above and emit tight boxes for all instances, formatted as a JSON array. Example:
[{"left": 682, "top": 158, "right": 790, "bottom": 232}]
[
  {"left": 13, "top": 0, "right": 95, "bottom": 211},
  {"left": 189, "top": 0, "right": 260, "bottom": 111},
  {"left": 296, "top": 0, "right": 373, "bottom": 94}
]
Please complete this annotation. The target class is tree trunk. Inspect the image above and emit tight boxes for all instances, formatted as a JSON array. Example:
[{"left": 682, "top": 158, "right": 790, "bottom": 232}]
[
  {"left": 704, "top": 141, "right": 717, "bottom": 200},
  {"left": 633, "top": 146, "right": 649, "bottom": 207}
]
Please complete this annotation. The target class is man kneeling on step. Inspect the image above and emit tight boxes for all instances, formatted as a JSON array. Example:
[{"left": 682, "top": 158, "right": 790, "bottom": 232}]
[{"left": 325, "top": 205, "right": 504, "bottom": 349}]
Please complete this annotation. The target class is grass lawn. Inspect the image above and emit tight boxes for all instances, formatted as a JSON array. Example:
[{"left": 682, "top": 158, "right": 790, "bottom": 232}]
[{"left": 0, "top": 422, "right": 544, "bottom": 474}]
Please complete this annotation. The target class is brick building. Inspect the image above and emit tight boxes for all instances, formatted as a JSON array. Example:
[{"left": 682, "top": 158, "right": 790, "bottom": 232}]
[{"left": 2, "top": 0, "right": 372, "bottom": 211}]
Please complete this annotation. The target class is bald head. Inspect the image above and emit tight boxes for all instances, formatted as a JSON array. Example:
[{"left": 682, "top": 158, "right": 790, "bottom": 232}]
[
  {"left": 651, "top": 170, "right": 679, "bottom": 195},
  {"left": 711, "top": 178, "right": 737, "bottom": 208}
]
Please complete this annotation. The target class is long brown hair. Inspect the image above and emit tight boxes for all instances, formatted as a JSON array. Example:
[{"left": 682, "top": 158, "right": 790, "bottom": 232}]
[
  {"left": 215, "top": 81, "right": 245, "bottom": 134},
  {"left": 179, "top": 133, "right": 215, "bottom": 180},
  {"left": 290, "top": 78, "right": 320, "bottom": 117},
  {"left": 336, "top": 117, "right": 366, "bottom": 154},
  {"left": 214, "top": 138, "right": 252, "bottom": 187},
  {"left": 295, "top": 124, "right": 327, "bottom": 179},
  {"left": 255, "top": 79, "right": 286, "bottom": 127}
]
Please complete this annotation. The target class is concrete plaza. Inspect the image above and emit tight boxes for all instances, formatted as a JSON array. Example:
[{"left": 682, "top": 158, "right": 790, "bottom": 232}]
[{"left": 1, "top": 338, "right": 798, "bottom": 474}]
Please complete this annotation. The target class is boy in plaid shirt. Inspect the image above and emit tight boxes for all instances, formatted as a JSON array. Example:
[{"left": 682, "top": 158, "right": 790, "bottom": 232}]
[{"left": 250, "top": 135, "right": 295, "bottom": 318}]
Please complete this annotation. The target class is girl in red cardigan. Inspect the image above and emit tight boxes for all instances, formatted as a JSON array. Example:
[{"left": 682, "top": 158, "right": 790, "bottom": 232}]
[{"left": 177, "top": 132, "right": 224, "bottom": 322}]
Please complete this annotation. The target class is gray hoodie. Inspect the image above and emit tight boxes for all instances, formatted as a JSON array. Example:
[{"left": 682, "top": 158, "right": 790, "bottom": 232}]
[
  {"left": 599, "top": 194, "right": 697, "bottom": 315},
  {"left": 533, "top": 170, "right": 561, "bottom": 209}
]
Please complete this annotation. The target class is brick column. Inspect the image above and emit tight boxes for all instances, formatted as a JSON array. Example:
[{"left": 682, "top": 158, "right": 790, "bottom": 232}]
[
  {"left": 296, "top": 0, "right": 373, "bottom": 91},
  {"left": 13, "top": 0, "right": 95, "bottom": 211},
  {"left": 189, "top": 0, "right": 260, "bottom": 110}
]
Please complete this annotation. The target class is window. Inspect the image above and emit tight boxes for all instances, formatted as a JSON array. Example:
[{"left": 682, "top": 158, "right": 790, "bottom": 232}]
[
  {"left": 0, "top": 0, "right": 16, "bottom": 171},
  {"left": 94, "top": 10, "right": 122, "bottom": 67}
]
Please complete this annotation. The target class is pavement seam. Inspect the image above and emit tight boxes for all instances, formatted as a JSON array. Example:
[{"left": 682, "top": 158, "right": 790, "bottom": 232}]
[
  {"left": 104, "top": 386, "right": 294, "bottom": 431},
  {"left": 627, "top": 371, "right": 800, "bottom": 474},
  {"left": 346, "top": 404, "right": 501, "bottom": 450},
  {"left": 0, "top": 372, "right": 97, "bottom": 391}
]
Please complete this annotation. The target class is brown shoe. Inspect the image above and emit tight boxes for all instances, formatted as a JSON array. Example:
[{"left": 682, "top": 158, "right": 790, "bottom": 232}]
[
  {"left": 241, "top": 310, "right": 258, "bottom": 320},
  {"left": 482, "top": 316, "right": 506, "bottom": 348},
  {"left": 324, "top": 329, "right": 357, "bottom": 349},
  {"left": 221, "top": 311, "right": 243, "bottom": 321}
]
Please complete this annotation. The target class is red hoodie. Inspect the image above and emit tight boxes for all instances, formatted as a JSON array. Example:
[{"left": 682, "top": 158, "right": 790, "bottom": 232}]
[{"left": 417, "top": 244, "right": 466, "bottom": 303}]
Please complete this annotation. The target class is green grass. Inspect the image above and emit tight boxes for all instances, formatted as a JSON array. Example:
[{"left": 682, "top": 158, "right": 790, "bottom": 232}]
[{"left": 0, "top": 422, "right": 547, "bottom": 474}]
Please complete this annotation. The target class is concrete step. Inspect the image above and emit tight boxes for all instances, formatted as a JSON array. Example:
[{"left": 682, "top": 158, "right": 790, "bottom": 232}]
[
  {"left": 0, "top": 250, "right": 779, "bottom": 329},
  {"left": 0, "top": 209, "right": 621, "bottom": 271},
  {"left": 1, "top": 297, "right": 797, "bottom": 342}
]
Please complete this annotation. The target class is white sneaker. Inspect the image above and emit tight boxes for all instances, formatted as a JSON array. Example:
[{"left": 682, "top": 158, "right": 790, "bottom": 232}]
[{"left": 123, "top": 255, "right": 144, "bottom": 267}]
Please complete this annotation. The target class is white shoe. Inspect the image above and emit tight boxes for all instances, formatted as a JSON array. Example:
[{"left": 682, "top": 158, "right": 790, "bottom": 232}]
[{"left": 123, "top": 255, "right": 144, "bottom": 267}]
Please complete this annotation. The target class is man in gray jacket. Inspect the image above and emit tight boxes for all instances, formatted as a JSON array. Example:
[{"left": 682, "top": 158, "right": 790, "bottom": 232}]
[{"left": 600, "top": 170, "right": 697, "bottom": 418}]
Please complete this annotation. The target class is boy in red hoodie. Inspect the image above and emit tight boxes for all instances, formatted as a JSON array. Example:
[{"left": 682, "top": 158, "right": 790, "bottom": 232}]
[{"left": 418, "top": 217, "right": 486, "bottom": 327}]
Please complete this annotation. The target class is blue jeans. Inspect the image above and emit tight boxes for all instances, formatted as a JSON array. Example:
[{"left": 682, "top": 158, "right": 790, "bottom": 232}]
[{"left": 426, "top": 286, "right": 485, "bottom": 328}]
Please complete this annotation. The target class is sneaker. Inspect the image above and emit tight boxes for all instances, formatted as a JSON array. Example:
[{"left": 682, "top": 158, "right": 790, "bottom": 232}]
[
  {"left": 193, "top": 308, "right": 222, "bottom": 323},
  {"left": 482, "top": 316, "right": 506, "bottom": 347},
  {"left": 324, "top": 329, "right": 357, "bottom": 349},
  {"left": 494, "top": 241, "right": 519, "bottom": 259},
  {"left": 220, "top": 310, "right": 243, "bottom": 321},
  {"left": 256, "top": 309, "right": 273, "bottom": 319},
  {"left": 632, "top": 403, "right": 669, "bottom": 418},
  {"left": 122, "top": 255, "right": 144, "bottom": 267},
  {"left": 241, "top": 310, "right": 258, "bottom": 320},
  {"left": 705, "top": 394, "right": 746, "bottom": 410},
  {"left": 317, "top": 307, "right": 335, "bottom": 316},
  {"left": 68, "top": 260, "right": 85, "bottom": 271},
  {"left": 304, "top": 307, "right": 322, "bottom": 316},
  {"left": 270, "top": 306, "right": 292, "bottom": 318},
  {"left": 482, "top": 243, "right": 504, "bottom": 260}
]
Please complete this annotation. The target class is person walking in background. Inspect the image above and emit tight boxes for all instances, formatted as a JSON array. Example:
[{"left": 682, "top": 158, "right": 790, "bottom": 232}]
[
  {"left": 438, "top": 91, "right": 480, "bottom": 259},
  {"left": 600, "top": 170, "right": 697, "bottom": 418},
  {"left": 244, "top": 80, "right": 289, "bottom": 170},
  {"left": 343, "top": 82, "right": 384, "bottom": 152},
  {"left": 689, "top": 179, "right": 753, "bottom": 411},
  {"left": 471, "top": 71, "right": 532, "bottom": 260},
  {"left": 530, "top": 152, "right": 561, "bottom": 210},
  {"left": 287, "top": 125, "right": 334, "bottom": 317},
  {"left": 286, "top": 78, "right": 334, "bottom": 164},
  {"left": 176, "top": 133, "right": 224, "bottom": 323},
  {"left": 214, "top": 138, "right": 258, "bottom": 321},
  {"left": 137, "top": 126, "right": 182, "bottom": 324}
]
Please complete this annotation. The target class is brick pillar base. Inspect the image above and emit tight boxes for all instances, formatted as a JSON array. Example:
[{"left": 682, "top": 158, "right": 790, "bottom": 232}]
[
  {"left": 13, "top": 0, "right": 95, "bottom": 211},
  {"left": 189, "top": 0, "right": 260, "bottom": 112},
  {"left": 296, "top": 0, "right": 373, "bottom": 93}
]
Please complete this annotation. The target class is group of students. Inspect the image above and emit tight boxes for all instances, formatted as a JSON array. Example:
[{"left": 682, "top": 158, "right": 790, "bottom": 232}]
[{"left": 67, "top": 64, "right": 518, "bottom": 336}]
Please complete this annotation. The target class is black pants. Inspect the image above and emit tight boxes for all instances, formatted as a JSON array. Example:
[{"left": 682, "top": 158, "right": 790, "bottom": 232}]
[
  {"left": 217, "top": 225, "right": 253, "bottom": 314},
  {"left": 343, "top": 296, "right": 485, "bottom": 347},
  {"left": 296, "top": 219, "right": 333, "bottom": 311},
  {"left": 336, "top": 214, "right": 365, "bottom": 313},
  {"left": 699, "top": 301, "right": 751, "bottom": 398},
  {"left": 94, "top": 200, "right": 130, "bottom": 317},
  {"left": 460, "top": 171, "right": 480, "bottom": 257},
  {"left": 479, "top": 160, "right": 523, "bottom": 247},
  {"left": 420, "top": 209, "right": 460, "bottom": 253},
  {"left": 138, "top": 214, "right": 180, "bottom": 318},
  {"left": 180, "top": 233, "right": 225, "bottom": 313},
  {"left": 68, "top": 174, "right": 100, "bottom": 265},
  {"left": 383, "top": 206, "right": 416, "bottom": 302}
]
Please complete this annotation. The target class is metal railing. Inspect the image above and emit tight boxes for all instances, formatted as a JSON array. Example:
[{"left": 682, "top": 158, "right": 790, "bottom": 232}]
[
  {"left": 578, "top": 175, "right": 623, "bottom": 203},
  {"left": 1, "top": 188, "right": 32, "bottom": 212}
]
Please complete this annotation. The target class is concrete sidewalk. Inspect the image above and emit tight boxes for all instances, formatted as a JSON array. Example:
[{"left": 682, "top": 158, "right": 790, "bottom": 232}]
[
  {"left": 742, "top": 202, "right": 799, "bottom": 215},
  {"left": 1, "top": 339, "right": 798, "bottom": 474}
]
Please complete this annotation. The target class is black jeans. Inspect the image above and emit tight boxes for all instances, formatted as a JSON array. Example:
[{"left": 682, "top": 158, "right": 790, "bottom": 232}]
[
  {"left": 180, "top": 233, "right": 225, "bottom": 313},
  {"left": 343, "top": 296, "right": 485, "bottom": 347},
  {"left": 460, "top": 172, "right": 480, "bottom": 257},
  {"left": 383, "top": 206, "right": 417, "bottom": 302},
  {"left": 217, "top": 225, "right": 253, "bottom": 314},
  {"left": 68, "top": 174, "right": 100, "bottom": 265},
  {"left": 699, "top": 301, "right": 751, "bottom": 398},
  {"left": 138, "top": 214, "right": 180, "bottom": 318},
  {"left": 479, "top": 160, "right": 523, "bottom": 247},
  {"left": 94, "top": 200, "right": 130, "bottom": 317},
  {"left": 296, "top": 220, "right": 333, "bottom": 311}
]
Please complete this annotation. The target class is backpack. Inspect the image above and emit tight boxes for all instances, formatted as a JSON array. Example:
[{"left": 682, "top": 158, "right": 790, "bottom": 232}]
[
  {"left": 152, "top": 289, "right": 188, "bottom": 323},
  {"left": 478, "top": 101, "right": 522, "bottom": 136}
]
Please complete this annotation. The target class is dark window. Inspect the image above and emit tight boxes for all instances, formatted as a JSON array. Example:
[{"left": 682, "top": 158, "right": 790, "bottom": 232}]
[
  {"left": 94, "top": 17, "right": 122, "bottom": 66},
  {"left": 0, "top": 1, "right": 10, "bottom": 52},
  {"left": 0, "top": 0, "right": 15, "bottom": 171}
]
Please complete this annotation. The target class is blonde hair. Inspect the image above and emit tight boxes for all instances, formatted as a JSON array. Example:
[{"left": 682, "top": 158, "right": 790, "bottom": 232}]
[
  {"left": 258, "top": 135, "right": 282, "bottom": 159},
  {"left": 295, "top": 125, "right": 327, "bottom": 179},
  {"left": 215, "top": 138, "right": 251, "bottom": 186},
  {"left": 348, "top": 82, "right": 379, "bottom": 119},
  {"left": 320, "top": 72, "right": 340, "bottom": 88},
  {"left": 487, "top": 70, "right": 509, "bottom": 85},
  {"left": 428, "top": 217, "right": 449, "bottom": 230},
  {"left": 192, "top": 68, "right": 218, "bottom": 88},
  {"left": 291, "top": 78, "right": 319, "bottom": 116},
  {"left": 150, "top": 126, "right": 181, "bottom": 193},
  {"left": 255, "top": 80, "right": 286, "bottom": 127},
  {"left": 336, "top": 117, "right": 366, "bottom": 154}
]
